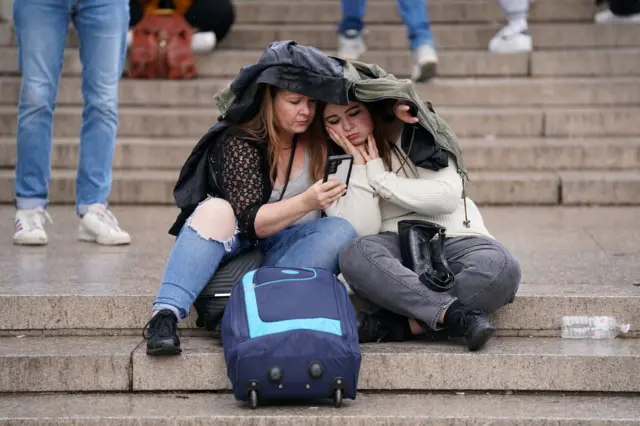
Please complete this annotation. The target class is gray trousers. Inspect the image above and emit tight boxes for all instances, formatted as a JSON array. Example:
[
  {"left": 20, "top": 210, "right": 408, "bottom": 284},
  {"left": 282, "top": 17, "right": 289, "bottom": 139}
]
[{"left": 339, "top": 233, "right": 522, "bottom": 331}]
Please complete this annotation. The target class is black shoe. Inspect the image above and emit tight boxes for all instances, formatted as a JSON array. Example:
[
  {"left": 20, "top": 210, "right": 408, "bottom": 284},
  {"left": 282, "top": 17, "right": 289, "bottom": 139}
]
[
  {"left": 143, "top": 309, "right": 182, "bottom": 356},
  {"left": 444, "top": 302, "right": 496, "bottom": 351},
  {"left": 356, "top": 311, "right": 407, "bottom": 343}
]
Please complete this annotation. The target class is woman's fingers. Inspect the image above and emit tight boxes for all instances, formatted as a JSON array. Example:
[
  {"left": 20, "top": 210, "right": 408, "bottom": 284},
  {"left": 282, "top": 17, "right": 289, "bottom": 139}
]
[
  {"left": 324, "top": 185, "right": 347, "bottom": 205},
  {"left": 320, "top": 179, "right": 344, "bottom": 191},
  {"left": 327, "top": 128, "right": 347, "bottom": 150},
  {"left": 394, "top": 102, "right": 419, "bottom": 124},
  {"left": 367, "top": 134, "right": 380, "bottom": 159},
  {"left": 358, "top": 145, "right": 371, "bottom": 162},
  {"left": 328, "top": 128, "right": 366, "bottom": 165}
]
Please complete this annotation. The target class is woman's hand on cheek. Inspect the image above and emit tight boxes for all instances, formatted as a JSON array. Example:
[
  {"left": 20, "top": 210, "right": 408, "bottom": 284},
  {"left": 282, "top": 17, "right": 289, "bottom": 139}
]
[
  {"left": 365, "top": 135, "right": 380, "bottom": 161},
  {"left": 327, "top": 128, "right": 366, "bottom": 165},
  {"left": 393, "top": 100, "right": 419, "bottom": 124}
]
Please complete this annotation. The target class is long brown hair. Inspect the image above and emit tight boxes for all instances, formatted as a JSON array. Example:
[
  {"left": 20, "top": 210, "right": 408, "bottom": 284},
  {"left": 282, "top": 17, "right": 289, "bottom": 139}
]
[
  {"left": 370, "top": 101, "right": 418, "bottom": 178},
  {"left": 237, "top": 86, "right": 327, "bottom": 185}
]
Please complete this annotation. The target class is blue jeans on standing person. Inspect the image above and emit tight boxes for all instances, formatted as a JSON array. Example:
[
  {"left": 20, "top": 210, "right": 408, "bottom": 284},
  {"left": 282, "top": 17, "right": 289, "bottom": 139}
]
[
  {"left": 153, "top": 216, "right": 358, "bottom": 320},
  {"left": 338, "top": 0, "right": 434, "bottom": 50},
  {"left": 13, "top": 0, "right": 129, "bottom": 216}
]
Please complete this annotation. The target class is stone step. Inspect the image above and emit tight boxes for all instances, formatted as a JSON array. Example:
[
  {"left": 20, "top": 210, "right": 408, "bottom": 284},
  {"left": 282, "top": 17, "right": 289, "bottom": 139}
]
[
  {"left": 0, "top": 169, "right": 176, "bottom": 204},
  {"left": 0, "top": 47, "right": 532, "bottom": 79},
  {"left": 3, "top": 47, "right": 640, "bottom": 79},
  {"left": 0, "top": 169, "right": 552, "bottom": 205},
  {"left": 0, "top": 169, "right": 638, "bottom": 205},
  {"left": 461, "top": 137, "right": 640, "bottom": 171},
  {"left": 218, "top": 23, "right": 640, "bottom": 51},
  {"left": 2, "top": 22, "right": 640, "bottom": 50},
  {"left": 1, "top": 336, "right": 638, "bottom": 392},
  {"left": 2, "top": 392, "right": 640, "bottom": 425},
  {"left": 560, "top": 171, "right": 640, "bottom": 205},
  {"left": 235, "top": 0, "right": 597, "bottom": 24},
  {"left": 532, "top": 48, "right": 640, "bottom": 77},
  {"left": 2, "top": 282, "right": 638, "bottom": 337},
  {"left": 2, "top": 137, "right": 638, "bottom": 172},
  {"left": 3, "top": 76, "right": 640, "bottom": 107},
  {"left": 2, "top": 106, "right": 640, "bottom": 138},
  {"left": 1, "top": 205, "right": 638, "bottom": 335}
]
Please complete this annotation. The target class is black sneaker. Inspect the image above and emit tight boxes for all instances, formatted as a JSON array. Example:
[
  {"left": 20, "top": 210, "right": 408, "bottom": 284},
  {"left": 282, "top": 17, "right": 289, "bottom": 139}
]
[
  {"left": 143, "top": 309, "right": 182, "bottom": 356},
  {"left": 444, "top": 302, "right": 496, "bottom": 351},
  {"left": 356, "top": 311, "right": 407, "bottom": 343}
]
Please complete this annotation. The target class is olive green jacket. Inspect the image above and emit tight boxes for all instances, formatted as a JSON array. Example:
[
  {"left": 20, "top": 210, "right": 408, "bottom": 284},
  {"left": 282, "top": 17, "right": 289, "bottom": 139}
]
[{"left": 341, "top": 59, "right": 467, "bottom": 179}]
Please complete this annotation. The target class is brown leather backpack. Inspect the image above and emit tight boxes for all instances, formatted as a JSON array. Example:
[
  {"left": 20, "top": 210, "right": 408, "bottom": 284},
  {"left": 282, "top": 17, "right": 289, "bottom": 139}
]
[{"left": 128, "top": 8, "right": 197, "bottom": 80}]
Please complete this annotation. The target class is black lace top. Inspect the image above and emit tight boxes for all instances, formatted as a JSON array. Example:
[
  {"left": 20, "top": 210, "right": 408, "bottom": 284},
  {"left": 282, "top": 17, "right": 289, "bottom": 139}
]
[{"left": 207, "top": 129, "right": 272, "bottom": 240}]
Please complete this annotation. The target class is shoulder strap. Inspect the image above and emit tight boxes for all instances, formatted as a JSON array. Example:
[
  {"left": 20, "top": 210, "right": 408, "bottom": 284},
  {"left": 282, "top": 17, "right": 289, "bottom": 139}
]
[{"left": 277, "top": 135, "right": 299, "bottom": 202}]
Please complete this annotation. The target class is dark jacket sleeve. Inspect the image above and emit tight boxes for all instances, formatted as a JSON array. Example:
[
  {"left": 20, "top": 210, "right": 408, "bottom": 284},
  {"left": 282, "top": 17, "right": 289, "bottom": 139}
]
[{"left": 214, "top": 133, "right": 268, "bottom": 240}]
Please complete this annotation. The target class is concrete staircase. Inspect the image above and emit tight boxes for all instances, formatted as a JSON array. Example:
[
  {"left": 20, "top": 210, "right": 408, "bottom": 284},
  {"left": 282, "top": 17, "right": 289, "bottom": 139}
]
[
  {"left": 1, "top": 205, "right": 639, "bottom": 423},
  {"left": 1, "top": 0, "right": 640, "bottom": 424},
  {"left": 0, "top": 0, "right": 639, "bottom": 206}
]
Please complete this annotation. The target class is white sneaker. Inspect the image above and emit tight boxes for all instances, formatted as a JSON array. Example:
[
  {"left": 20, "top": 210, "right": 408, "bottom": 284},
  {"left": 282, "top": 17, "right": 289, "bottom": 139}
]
[
  {"left": 191, "top": 31, "right": 217, "bottom": 53},
  {"left": 595, "top": 9, "right": 640, "bottom": 23},
  {"left": 411, "top": 43, "right": 438, "bottom": 82},
  {"left": 13, "top": 208, "right": 52, "bottom": 246},
  {"left": 337, "top": 29, "right": 367, "bottom": 61},
  {"left": 489, "top": 24, "right": 533, "bottom": 54},
  {"left": 78, "top": 204, "right": 131, "bottom": 246}
]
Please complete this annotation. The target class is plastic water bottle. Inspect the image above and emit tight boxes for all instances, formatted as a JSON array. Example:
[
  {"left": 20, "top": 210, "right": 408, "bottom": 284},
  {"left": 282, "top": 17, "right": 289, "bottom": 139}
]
[{"left": 561, "top": 316, "right": 631, "bottom": 339}]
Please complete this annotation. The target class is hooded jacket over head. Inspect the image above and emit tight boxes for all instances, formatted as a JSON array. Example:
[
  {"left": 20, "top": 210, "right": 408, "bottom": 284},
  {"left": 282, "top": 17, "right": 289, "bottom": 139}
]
[
  {"left": 169, "top": 40, "right": 352, "bottom": 236},
  {"left": 214, "top": 55, "right": 469, "bottom": 179}
]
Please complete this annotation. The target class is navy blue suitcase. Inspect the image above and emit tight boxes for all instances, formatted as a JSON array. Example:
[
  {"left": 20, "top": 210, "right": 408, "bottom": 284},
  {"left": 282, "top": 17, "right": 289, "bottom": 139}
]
[{"left": 221, "top": 266, "right": 361, "bottom": 408}]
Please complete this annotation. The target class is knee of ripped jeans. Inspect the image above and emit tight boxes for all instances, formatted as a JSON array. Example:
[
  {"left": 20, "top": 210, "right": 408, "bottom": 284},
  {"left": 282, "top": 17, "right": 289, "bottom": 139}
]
[{"left": 186, "top": 197, "right": 239, "bottom": 252}]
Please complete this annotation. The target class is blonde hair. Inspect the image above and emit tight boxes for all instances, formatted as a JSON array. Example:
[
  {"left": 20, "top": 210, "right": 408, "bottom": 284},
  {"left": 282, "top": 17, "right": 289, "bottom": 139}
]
[{"left": 237, "top": 87, "right": 327, "bottom": 185}]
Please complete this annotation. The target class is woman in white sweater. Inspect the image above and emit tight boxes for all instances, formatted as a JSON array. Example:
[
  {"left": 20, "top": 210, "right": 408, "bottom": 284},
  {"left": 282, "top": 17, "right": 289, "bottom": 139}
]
[{"left": 323, "top": 100, "right": 521, "bottom": 351}]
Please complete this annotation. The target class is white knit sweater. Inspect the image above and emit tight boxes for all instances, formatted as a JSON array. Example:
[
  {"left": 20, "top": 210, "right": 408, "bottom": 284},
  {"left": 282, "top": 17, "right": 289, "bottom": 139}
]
[{"left": 325, "top": 149, "right": 493, "bottom": 239}]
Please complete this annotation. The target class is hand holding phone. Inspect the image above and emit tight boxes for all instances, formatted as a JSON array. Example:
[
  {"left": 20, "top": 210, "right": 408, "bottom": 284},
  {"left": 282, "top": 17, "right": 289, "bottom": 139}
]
[{"left": 304, "top": 180, "right": 347, "bottom": 210}]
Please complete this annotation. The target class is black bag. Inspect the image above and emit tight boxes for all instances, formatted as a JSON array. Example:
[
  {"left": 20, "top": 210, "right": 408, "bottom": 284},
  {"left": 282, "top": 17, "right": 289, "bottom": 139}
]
[
  {"left": 193, "top": 247, "right": 265, "bottom": 331},
  {"left": 397, "top": 220, "right": 455, "bottom": 292}
]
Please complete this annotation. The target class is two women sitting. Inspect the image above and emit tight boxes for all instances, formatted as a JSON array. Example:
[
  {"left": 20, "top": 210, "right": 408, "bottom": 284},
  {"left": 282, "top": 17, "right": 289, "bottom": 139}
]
[{"left": 143, "top": 41, "right": 521, "bottom": 356}]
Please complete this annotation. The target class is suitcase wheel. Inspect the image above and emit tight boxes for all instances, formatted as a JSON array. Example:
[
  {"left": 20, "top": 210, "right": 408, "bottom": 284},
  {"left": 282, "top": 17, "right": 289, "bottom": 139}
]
[
  {"left": 333, "top": 389, "right": 342, "bottom": 408},
  {"left": 249, "top": 389, "right": 258, "bottom": 409}
]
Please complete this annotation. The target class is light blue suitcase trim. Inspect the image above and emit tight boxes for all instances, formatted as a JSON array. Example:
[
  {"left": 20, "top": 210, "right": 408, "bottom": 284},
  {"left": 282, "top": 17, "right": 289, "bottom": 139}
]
[{"left": 242, "top": 270, "right": 343, "bottom": 339}]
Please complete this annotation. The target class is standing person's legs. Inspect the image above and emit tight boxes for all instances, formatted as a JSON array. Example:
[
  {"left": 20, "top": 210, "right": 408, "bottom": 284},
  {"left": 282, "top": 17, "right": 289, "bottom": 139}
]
[
  {"left": 183, "top": 0, "right": 236, "bottom": 52},
  {"left": 336, "top": 0, "right": 368, "bottom": 61},
  {"left": 12, "top": 0, "right": 71, "bottom": 245},
  {"left": 73, "top": 0, "right": 131, "bottom": 245},
  {"left": 261, "top": 217, "right": 357, "bottom": 274},
  {"left": 489, "top": 0, "right": 532, "bottom": 53},
  {"left": 184, "top": 0, "right": 236, "bottom": 43},
  {"left": 397, "top": 0, "right": 438, "bottom": 82},
  {"left": 595, "top": 0, "right": 640, "bottom": 23},
  {"left": 128, "top": 0, "right": 144, "bottom": 27}
]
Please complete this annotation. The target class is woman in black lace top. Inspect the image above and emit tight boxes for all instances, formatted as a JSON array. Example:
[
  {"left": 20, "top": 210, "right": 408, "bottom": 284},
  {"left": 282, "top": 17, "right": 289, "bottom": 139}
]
[{"left": 143, "top": 42, "right": 359, "bottom": 355}]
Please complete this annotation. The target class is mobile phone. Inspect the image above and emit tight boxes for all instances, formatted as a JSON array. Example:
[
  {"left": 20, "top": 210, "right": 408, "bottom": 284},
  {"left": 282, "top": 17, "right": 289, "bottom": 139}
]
[{"left": 323, "top": 154, "right": 354, "bottom": 192}]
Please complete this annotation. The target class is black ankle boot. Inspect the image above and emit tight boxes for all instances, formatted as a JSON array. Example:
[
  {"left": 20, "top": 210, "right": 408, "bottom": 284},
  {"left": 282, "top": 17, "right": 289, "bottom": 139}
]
[
  {"left": 443, "top": 301, "right": 496, "bottom": 351},
  {"left": 356, "top": 311, "right": 408, "bottom": 343},
  {"left": 144, "top": 309, "right": 182, "bottom": 356}
]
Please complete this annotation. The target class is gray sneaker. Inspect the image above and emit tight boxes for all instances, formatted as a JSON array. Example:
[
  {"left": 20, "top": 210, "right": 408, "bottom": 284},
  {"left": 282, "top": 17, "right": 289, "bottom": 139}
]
[
  {"left": 411, "top": 43, "right": 438, "bottom": 82},
  {"left": 337, "top": 29, "right": 367, "bottom": 61}
]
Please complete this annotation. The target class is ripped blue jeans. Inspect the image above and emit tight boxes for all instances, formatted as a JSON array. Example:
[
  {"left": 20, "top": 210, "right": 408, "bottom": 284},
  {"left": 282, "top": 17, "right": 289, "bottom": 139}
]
[{"left": 153, "top": 215, "right": 357, "bottom": 320}]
